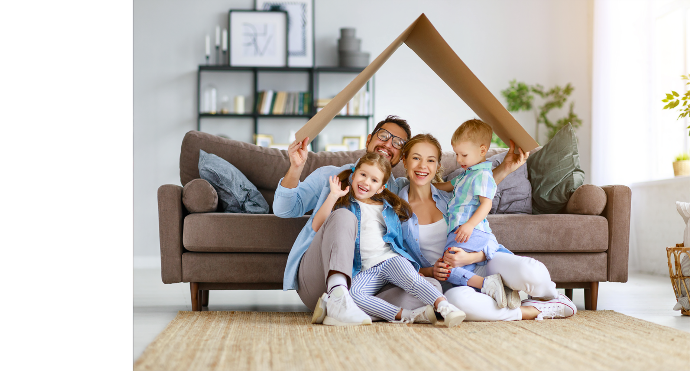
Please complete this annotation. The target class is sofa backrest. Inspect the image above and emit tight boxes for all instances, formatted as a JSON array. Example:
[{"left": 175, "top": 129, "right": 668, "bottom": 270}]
[{"left": 179, "top": 131, "right": 513, "bottom": 205}]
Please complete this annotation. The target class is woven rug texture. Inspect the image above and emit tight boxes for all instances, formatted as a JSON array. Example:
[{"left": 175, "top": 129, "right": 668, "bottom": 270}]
[{"left": 134, "top": 310, "right": 688, "bottom": 371}]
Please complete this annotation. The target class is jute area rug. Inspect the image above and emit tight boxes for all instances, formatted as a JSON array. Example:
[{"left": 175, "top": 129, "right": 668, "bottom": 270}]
[{"left": 134, "top": 310, "right": 688, "bottom": 371}]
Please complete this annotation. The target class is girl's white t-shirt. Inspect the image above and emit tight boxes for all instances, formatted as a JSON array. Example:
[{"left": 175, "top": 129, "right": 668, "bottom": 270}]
[
  {"left": 356, "top": 200, "right": 400, "bottom": 271},
  {"left": 418, "top": 218, "right": 448, "bottom": 263}
]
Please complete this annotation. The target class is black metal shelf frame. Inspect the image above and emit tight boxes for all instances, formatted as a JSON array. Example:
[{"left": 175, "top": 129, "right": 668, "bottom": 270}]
[{"left": 196, "top": 65, "right": 375, "bottom": 151}]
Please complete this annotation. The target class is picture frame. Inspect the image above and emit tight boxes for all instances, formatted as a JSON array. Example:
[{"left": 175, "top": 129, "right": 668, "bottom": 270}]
[
  {"left": 255, "top": 134, "right": 274, "bottom": 147},
  {"left": 325, "top": 144, "right": 349, "bottom": 152},
  {"left": 269, "top": 143, "right": 290, "bottom": 150},
  {"left": 228, "top": 10, "right": 288, "bottom": 67},
  {"left": 342, "top": 136, "right": 365, "bottom": 151},
  {"left": 255, "top": 0, "right": 314, "bottom": 67}
]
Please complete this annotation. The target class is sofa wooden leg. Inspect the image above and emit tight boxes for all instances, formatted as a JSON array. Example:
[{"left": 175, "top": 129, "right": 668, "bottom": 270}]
[
  {"left": 583, "top": 282, "right": 599, "bottom": 310},
  {"left": 565, "top": 289, "right": 573, "bottom": 300},
  {"left": 202, "top": 290, "right": 209, "bottom": 307},
  {"left": 190, "top": 282, "right": 200, "bottom": 311}
]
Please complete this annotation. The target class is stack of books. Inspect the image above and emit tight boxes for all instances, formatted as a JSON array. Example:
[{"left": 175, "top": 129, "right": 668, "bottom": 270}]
[
  {"left": 255, "top": 91, "right": 312, "bottom": 115},
  {"left": 315, "top": 90, "right": 370, "bottom": 116}
]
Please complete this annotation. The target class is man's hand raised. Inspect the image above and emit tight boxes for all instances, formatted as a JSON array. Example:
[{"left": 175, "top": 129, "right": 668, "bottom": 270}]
[
  {"left": 281, "top": 137, "right": 310, "bottom": 189},
  {"left": 492, "top": 139, "right": 529, "bottom": 185},
  {"left": 288, "top": 137, "right": 309, "bottom": 170}
]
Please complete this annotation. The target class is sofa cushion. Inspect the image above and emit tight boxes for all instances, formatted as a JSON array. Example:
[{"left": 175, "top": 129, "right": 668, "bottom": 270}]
[
  {"left": 565, "top": 184, "right": 607, "bottom": 215},
  {"left": 183, "top": 213, "right": 309, "bottom": 252},
  {"left": 199, "top": 150, "right": 269, "bottom": 214},
  {"left": 488, "top": 152, "right": 531, "bottom": 214},
  {"left": 182, "top": 179, "right": 218, "bottom": 213},
  {"left": 440, "top": 151, "right": 531, "bottom": 215},
  {"left": 488, "top": 214, "right": 608, "bottom": 253},
  {"left": 182, "top": 252, "right": 287, "bottom": 283},
  {"left": 526, "top": 124, "right": 585, "bottom": 214},
  {"left": 518, "top": 253, "right": 608, "bottom": 282}
]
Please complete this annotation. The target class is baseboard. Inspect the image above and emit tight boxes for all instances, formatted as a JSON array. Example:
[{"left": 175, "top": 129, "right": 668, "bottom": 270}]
[{"left": 134, "top": 256, "right": 161, "bottom": 269}]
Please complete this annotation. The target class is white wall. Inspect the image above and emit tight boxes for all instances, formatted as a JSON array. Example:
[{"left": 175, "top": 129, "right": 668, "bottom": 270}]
[
  {"left": 134, "top": 0, "right": 594, "bottom": 261},
  {"left": 629, "top": 176, "right": 690, "bottom": 275}
]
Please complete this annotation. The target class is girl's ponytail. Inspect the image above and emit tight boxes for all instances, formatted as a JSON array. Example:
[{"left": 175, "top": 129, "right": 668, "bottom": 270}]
[
  {"left": 375, "top": 188, "right": 413, "bottom": 222},
  {"left": 332, "top": 168, "right": 354, "bottom": 211}
]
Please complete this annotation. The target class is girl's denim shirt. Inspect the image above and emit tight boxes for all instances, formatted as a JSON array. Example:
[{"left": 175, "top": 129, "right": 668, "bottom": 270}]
[{"left": 341, "top": 197, "right": 420, "bottom": 278}]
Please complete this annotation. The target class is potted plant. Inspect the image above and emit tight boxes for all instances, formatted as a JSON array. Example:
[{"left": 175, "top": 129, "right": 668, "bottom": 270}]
[
  {"left": 501, "top": 80, "right": 582, "bottom": 145},
  {"left": 674, "top": 152, "right": 690, "bottom": 177},
  {"left": 662, "top": 75, "right": 690, "bottom": 177}
]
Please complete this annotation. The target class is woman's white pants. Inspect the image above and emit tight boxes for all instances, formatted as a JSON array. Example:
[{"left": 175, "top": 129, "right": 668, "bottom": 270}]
[{"left": 444, "top": 253, "right": 559, "bottom": 321}]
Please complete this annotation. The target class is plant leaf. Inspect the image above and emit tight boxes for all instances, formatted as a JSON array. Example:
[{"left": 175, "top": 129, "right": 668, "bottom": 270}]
[{"left": 673, "top": 91, "right": 680, "bottom": 97}]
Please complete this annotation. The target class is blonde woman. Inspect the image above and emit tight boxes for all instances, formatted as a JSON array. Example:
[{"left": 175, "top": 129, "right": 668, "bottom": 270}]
[{"left": 398, "top": 133, "right": 576, "bottom": 321}]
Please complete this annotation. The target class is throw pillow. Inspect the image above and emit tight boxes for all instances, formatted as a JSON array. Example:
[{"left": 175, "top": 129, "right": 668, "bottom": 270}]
[
  {"left": 182, "top": 179, "right": 218, "bottom": 213},
  {"left": 487, "top": 152, "right": 532, "bottom": 214},
  {"left": 198, "top": 150, "right": 270, "bottom": 214},
  {"left": 442, "top": 152, "right": 531, "bottom": 214},
  {"left": 526, "top": 123, "right": 585, "bottom": 214}
]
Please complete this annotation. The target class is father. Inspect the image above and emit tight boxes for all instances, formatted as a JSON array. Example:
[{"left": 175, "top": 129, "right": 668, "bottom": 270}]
[{"left": 273, "top": 115, "right": 527, "bottom": 325}]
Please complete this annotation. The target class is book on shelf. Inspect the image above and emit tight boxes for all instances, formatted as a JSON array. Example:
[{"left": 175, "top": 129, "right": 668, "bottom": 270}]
[
  {"left": 272, "top": 92, "right": 285, "bottom": 115},
  {"left": 254, "top": 90, "right": 310, "bottom": 115}
]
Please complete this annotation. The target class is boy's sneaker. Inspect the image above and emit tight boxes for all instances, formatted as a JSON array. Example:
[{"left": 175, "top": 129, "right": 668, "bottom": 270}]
[
  {"left": 481, "top": 274, "right": 507, "bottom": 308},
  {"left": 436, "top": 301, "right": 466, "bottom": 328},
  {"left": 505, "top": 286, "right": 521, "bottom": 310},
  {"left": 322, "top": 286, "right": 372, "bottom": 326},
  {"left": 311, "top": 293, "right": 328, "bottom": 324},
  {"left": 400, "top": 305, "right": 437, "bottom": 324},
  {"left": 522, "top": 293, "right": 577, "bottom": 320}
]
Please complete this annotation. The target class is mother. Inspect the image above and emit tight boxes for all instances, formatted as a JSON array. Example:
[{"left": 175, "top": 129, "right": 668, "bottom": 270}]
[{"left": 398, "top": 134, "right": 576, "bottom": 321}]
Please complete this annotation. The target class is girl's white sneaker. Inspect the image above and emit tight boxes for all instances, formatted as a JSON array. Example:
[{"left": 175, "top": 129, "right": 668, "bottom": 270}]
[{"left": 436, "top": 301, "right": 466, "bottom": 328}]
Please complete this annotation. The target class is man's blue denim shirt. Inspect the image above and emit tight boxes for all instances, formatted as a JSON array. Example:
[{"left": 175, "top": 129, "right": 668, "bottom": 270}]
[{"left": 273, "top": 163, "right": 409, "bottom": 291}]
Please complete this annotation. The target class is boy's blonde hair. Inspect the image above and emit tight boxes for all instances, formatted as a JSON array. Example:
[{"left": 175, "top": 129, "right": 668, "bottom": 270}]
[{"left": 450, "top": 119, "right": 493, "bottom": 148}]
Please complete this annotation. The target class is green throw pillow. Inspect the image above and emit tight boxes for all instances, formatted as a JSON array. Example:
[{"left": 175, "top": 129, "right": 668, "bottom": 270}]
[{"left": 526, "top": 123, "right": 585, "bottom": 214}]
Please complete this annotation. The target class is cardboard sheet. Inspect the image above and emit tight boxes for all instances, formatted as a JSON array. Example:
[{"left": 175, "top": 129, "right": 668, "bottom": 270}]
[{"left": 295, "top": 13, "right": 538, "bottom": 152}]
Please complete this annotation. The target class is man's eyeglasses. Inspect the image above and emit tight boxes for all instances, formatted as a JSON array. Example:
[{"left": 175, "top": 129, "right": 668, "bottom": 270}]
[{"left": 374, "top": 128, "right": 407, "bottom": 149}]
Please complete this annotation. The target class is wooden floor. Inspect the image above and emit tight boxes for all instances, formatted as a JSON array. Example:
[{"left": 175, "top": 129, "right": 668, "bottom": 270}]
[{"left": 133, "top": 269, "right": 689, "bottom": 361}]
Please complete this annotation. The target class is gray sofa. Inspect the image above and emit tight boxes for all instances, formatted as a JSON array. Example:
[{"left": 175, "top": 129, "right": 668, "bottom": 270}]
[{"left": 158, "top": 131, "right": 631, "bottom": 311}]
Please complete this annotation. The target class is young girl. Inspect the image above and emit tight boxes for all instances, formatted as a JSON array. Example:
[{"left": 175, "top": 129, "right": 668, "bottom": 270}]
[{"left": 312, "top": 152, "right": 466, "bottom": 327}]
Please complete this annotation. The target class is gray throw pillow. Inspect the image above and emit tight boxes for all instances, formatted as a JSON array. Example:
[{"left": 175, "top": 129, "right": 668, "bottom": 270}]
[
  {"left": 443, "top": 154, "right": 531, "bottom": 214},
  {"left": 487, "top": 152, "right": 532, "bottom": 214},
  {"left": 198, "top": 150, "right": 270, "bottom": 214},
  {"left": 526, "top": 123, "right": 585, "bottom": 214}
]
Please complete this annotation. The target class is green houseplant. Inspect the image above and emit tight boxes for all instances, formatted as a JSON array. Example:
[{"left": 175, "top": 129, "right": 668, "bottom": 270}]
[
  {"left": 500, "top": 80, "right": 582, "bottom": 145},
  {"left": 673, "top": 152, "right": 690, "bottom": 177},
  {"left": 661, "top": 75, "right": 690, "bottom": 176}
]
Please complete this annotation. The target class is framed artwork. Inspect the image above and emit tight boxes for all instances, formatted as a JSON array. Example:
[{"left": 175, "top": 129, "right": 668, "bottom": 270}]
[
  {"left": 229, "top": 10, "right": 288, "bottom": 67},
  {"left": 255, "top": 0, "right": 314, "bottom": 67},
  {"left": 343, "top": 136, "right": 365, "bottom": 151},
  {"left": 269, "top": 143, "right": 290, "bottom": 150},
  {"left": 255, "top": 134, "right": 274, "bottom": 147},
  {"left": 325, "top": 144, "right": 349, "bottom": 152}
]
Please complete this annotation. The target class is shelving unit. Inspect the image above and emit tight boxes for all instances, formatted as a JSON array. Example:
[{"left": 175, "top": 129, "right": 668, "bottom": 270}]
[{"left": 197, "top": 65, "right": 374, "bottom": 151}]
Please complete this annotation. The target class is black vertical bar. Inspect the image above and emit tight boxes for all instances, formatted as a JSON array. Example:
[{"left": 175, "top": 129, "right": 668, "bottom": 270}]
[
  {"left": 197, "top": 67, "right": 201, "bottom": 131},
  {"left": 253, "top": 68, "right": 258, "bottom": 136}
]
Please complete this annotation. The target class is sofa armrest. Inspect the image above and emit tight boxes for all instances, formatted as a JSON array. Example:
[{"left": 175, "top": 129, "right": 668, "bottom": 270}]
[
  {"left": 601, "top": 185, "right": 631, "bottom": 282},
  {"left": 158, "top": 184, "right": 186, "bottom": 283}
]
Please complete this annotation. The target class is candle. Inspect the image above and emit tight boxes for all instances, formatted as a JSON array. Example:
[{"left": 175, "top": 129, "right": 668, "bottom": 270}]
[
  {"left": 215, "top": 26, "right": 220, "bottom": 46},
  {"left": 234, "top": 96, "right": 245, "bottom": 114},
  {"left": 222, "top": 29, "right": 227, "bottom": 51},
  {"left": 205, "top": 35, "right": 210, "bottom": 56}
]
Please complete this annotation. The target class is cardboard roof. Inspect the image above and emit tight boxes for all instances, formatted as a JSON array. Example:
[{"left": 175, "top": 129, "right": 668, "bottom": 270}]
[{"left": 295, "top": 13, "right": 539, "bottom": 152}]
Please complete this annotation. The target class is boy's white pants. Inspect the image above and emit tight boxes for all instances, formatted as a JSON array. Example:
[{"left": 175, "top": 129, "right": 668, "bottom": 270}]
[{"left": 444, "top": 253, "right": 559, "bottom": 321}]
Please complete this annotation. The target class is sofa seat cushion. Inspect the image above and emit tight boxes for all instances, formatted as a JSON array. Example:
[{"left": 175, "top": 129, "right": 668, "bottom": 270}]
[
  {"left": 183, "top": 213, "right": 309, "bottom": 252},
  {"left": 182, "top": 252, "right": 287, "bottom": 283},
  {"left": 518, "top": 253, "right": 608, "bottom": 282},
  {"left": 488, "top": 214, "right": 608, "bottom": 253}
]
